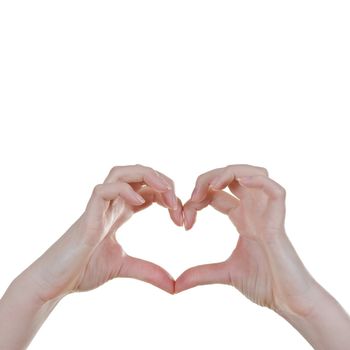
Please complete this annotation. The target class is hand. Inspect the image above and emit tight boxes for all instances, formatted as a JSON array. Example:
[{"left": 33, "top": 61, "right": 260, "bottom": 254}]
[
  {"left": 22, "top": 165, "right": 183, "bottom": 302},
  {"left": 175, "top": 164, "right": 317, "bottom": 317}
]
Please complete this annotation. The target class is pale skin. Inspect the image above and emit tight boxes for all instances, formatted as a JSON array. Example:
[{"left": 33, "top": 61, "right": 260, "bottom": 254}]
[{"left": 0, "top": 164, "right": 349, "bottom": 349}]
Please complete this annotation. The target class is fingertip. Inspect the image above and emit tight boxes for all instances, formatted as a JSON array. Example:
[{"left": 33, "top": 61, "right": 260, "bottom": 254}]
[
  {"left": 171, "top": 190, "right": 179, "bottom": 210},
  {"left": 183, "top": 209, "right": 195, "bottom": 230},
  {"left": 125, "top": 190, "right": 146, "bottom": 206},
  {"left": 134, "top": 192, "right": 146, "bottom": 204},
  {"left": 174, "top": 276, "right": 185, "bottom": 294},
  {"left": 177, "top": 207, "right": 184, "bottom": 227},
  {"left": 161, "top": 278, "right": 176, "bottom": 295},
  {"left": 170, "top": 280, "right": 176, "bottom": 295},
  {"left": 188, "top": 220, "right": 195, "bottom": 231},
  {"left": 182, "top": 208, "right": 190, "bottom": 230},
  {"left": 152, "top": 172, "right": 173, "bottom": 190},
  {"left": 183, "top": 214, "right": 190, "bottom": 230},
  {"left": 169, "top": 206, "right": 183, "bottom": 227},
  {"left": 175, "top": 271, "right": 195, "bottom": 294},
  {"left": 163, "top": 190, "right": 178, "bottom": 210},
  {"left": 148, "top": 270, "right": 175, "bottom": 295},
  {"left": 120, "top": 256, "right": 175, "bottom": 294},
  {"left": 174, "top": 283, "right": 186, "bottom": 294},
  {"left": 154, "top": 171, "right": 173, "bottom": 190},
  {"left": 190, "top": 186, "right": 203, "bottom": 202},
  {"left": 179, "top": 208, "right": 184, "bottom": 226},
  {"left": 173, "top": 216, "right": 183, "bottom": 227}
]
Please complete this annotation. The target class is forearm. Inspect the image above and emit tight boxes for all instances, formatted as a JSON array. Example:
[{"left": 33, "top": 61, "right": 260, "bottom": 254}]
[
  {"left": 264, "top": 233, "right": 350, "bottom": 349},
  {"left": 278, "top": 284, "right": 350, "bottom": 350},
  {"left": 0, "top": 274, "right": 63, "bottom": 350}
]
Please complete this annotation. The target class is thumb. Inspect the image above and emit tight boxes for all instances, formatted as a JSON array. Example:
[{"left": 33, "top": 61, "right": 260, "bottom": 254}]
[
  {"left": 119, "top": 255, "right": 175, "bottom": 294},
  {"left": 175, "top": 261, "right": 230, "bottom": 293}
]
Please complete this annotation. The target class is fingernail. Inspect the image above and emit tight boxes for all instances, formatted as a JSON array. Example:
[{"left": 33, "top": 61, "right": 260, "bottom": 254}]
[
  {"left": 134, "top": 192, "right": 146, "bottom": 203},
  {"left": 178, "top": 212, "right": 184, "bottom": 226},
  {"left": 184, "top": 219, "right": 189, "bottom": 230},
  {"left": 154, "top": 171, "right": 172, "bottom": 189},
  {"left": 237, "top": 176, "right": 252, "bottom": 182},
  {"left": 175, "top": 207, "right": 182, "bottom": 227},
  {"left": 159, "top": 177, "right": 172, "bottom": 190},
  {"left": 183, "top": 211, "right": 191, "bottom": 230},
  {"left": 191, "top": 187, "right": 199, "bottom": 201},
  {"left": 171, "top": 195, "right": 178, "bottom": 210},
  {"left": 175, "top": 209, "right": 184, "bottom": 226}
]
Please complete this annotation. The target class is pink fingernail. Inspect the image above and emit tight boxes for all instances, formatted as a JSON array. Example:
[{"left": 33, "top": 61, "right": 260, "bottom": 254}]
[
  {"left": 171, "top": 197, "right": 178, "bottom": 210},
  {"left": 158, "top": 178, "right": 172, "bottom": 190},
  {"left": 134, "top": 193, "right": 146, "bottom": 203},
  {"left": 191, "top": 187, "right": 199, "bottom": 201},
  {"left": 176, "top": 209, "right": 184, "bottom": 226},
  {"left": 152, "top": 171, "right": 171, "bottom": 189},
  {"left": 183, "top": 212, "right": 189, "bottom": 230},
  {"left": 237, "top": 176, "right": 252, "bottom": 182}
]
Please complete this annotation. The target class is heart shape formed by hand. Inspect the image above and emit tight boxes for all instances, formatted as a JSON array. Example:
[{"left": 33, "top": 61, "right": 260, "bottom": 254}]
[{"left": 79, "top": 164, "right": 285, "bottom": 305}]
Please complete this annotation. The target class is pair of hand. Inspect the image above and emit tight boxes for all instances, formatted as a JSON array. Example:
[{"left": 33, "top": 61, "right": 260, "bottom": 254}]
[
  {"left": 22, "top": 164, "right": 316, "bottom": 318},
  {"left": 4, "top": 163, "right": 349, "bottom": 350}
]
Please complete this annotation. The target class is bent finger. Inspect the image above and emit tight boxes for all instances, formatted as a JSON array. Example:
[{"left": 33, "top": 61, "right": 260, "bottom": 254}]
[
  {"left": 210, "top": 164, "right": 268, "bottom": 198},
  {"left": 133, "top": 187, "right": 183, "bottom": 227},
  {"left": 237, "top": 175, "right": 286, "bottom": 201},
  {"left": 183, "top": 190, "right": 239, "bottom": 230},
  {"left": 190, "top": 168, "right": 223, "bottom": 203},
  {"left": 104, "top": 164, "right": 173, "bottom": 194},
  {"left": 86, "top": 182, "right": 146, "bottom": 215}
]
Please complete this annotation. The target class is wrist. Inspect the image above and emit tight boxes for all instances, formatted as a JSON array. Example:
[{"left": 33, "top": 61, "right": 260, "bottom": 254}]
[
  {"left": 276, "top": 283, "right": 350, "bottom": 349},
  {"left": 0, "top": 274, "right": 63, "bottom": 349},
  {"left": 8, "top": 273, "right": 45, "bottom": 306},
  {"left": 261, "top": 232, "right": 323, "bottom": 317},
  {"left": 275, "top": 281, "right": 324, "bottom": 320},
  {"left": 4, "top": 272, "right": 64, "bottom": 320}
]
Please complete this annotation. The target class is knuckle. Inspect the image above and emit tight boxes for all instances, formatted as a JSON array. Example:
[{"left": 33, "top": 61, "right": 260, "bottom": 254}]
[
  {"left": 92, "top": 184, "right": 104, "bottom": 196},
  {"left": 225, "top": 164, "right": 236, "bottom": 172},
  {"left": 135, "top": 163, "right": 148, "bottom": 170},
  {"left": 255, "top": 166, "right": 269, "bottom": 176},
  {"left": 275, "top": 185, "right": 286, "bottom": 198},
  {"left": 166, "top": 176, "right": 175, "bottom": 186},
  {"left": 146, "top": 166, "right": 157, "bottom": 175},
  {"left": 110, "top": 165, "right": 121, "bottom": 175},
  {"left": 196, "top": 173, "right": 206, "bottom": 184},
  {"left": 260, "top": 167, "right": 269, "bottom": 176},
  {"left": 228, "top": 164, "right": 248, "bottom": 170},
  {"left": 136, "top": 164, "right": 154, "bottom": 175},
  {"left": 114, "top": 180, "right": 126, "bottom": 188},
  {"left": 164, "top": 179, "right": 174, "bottom": 190},
  {"left": 134, "top": 163, "right": 144, "bottom": 168}
]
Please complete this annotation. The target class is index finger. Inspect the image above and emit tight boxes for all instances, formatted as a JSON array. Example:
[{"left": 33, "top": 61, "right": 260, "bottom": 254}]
[
  {"left": 132, "top": 187, "right": 184, "bottom": 227},
  {"left": 191, "top": 164, "right": 268, "bottom": 202},
  {"left": 104, "top": 164, "right": 171, "bottom": 190},
  {"left": 183, "top": 189, "right": 239, "bottom": 230},
  {"left": 104, "top": 164, "right": 177, "bottom": 209}
]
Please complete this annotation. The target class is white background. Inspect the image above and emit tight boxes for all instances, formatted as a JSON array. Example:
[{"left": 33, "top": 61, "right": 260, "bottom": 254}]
[{"left": 0, "top": 1, "right": 350, "bottom": 349}]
